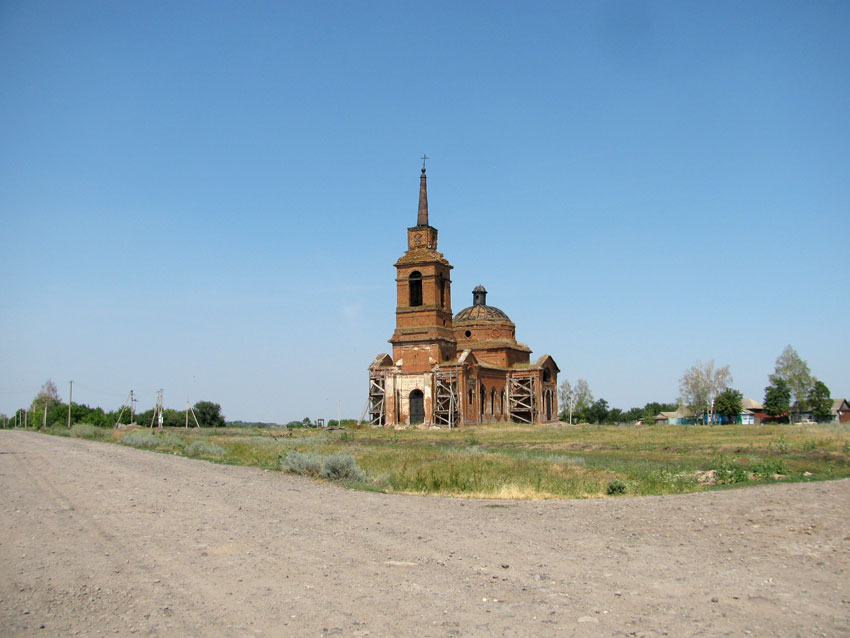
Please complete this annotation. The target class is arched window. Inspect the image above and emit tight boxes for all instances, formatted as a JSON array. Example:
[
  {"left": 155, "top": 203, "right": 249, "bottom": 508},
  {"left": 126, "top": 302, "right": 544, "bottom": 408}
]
[
  {"left": 439, "top": 273, "right": 446, "bottom": 308},
  {"left": 501, "top": 390, "right": 505, "bottom": 414},
  {"left": 468, "top": 388, "right": 473, "bottom": 405},
  {"left": 409, "top": 271, "right": 422, "bottom": 307},
  {"left": 542, "top": 368, "right": 552, "bottom": 383}
]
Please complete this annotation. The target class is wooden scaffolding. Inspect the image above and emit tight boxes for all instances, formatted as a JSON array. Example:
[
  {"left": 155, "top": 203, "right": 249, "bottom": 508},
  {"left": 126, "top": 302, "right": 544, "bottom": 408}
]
[
  {"left": 433, "top": 370, "right": 459, "bottom": 428},
  {"left": 507, "top": 376, "right": 536, "bottom": 424},
  {"left": 367, "top": 373, "right": 387, "bottom": 426}
]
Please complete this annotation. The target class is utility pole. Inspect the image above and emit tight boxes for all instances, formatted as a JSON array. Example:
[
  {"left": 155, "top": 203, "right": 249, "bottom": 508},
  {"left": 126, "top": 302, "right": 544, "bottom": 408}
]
[
  {"left": 185, "top": 400, "right": 189, "bottom": 428},
  {"left": 24, "top": 409, "right": 28, "bottom": 429},
  {"left": 67, "top": 380, "right": 73, "bottom": 428},
  {"left": 130, "top": 390, "right": 136, "bottom": 424},
  {"left": 150, "top": 389, "right": 163, "bottom": 429},
  {"left": 43, "top": 405, "right": 47, "bottom": 429}
]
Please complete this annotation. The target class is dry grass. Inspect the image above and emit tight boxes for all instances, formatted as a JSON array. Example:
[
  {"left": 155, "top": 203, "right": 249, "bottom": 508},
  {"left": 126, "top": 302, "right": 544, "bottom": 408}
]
[{"left": 38, "top": 421, "right": 850, "bottom": 499}]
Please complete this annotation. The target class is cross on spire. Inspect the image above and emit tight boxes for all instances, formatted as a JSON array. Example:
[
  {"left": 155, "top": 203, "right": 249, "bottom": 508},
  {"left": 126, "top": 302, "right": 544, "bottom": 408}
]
[{"left": 417, "top": 156, "right": 429, "bottom": 226}]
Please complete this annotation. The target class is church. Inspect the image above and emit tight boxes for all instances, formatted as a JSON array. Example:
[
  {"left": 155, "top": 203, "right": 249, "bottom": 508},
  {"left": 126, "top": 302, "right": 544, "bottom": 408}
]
[{"left": 365, "top": 164, "right": 559, "bottom": 427}]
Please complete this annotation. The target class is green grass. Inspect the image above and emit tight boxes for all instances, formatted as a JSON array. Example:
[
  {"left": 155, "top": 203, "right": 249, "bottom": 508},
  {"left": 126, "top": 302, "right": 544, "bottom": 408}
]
[{"left": 28, "top": 421, "right": 850, "bottom": 499}]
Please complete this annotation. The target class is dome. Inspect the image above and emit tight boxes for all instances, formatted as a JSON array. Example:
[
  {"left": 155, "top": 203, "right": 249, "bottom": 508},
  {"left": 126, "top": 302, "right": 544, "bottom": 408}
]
[
  {"left": 454, "top": 304, "right": 512, "bottom": 323},
  {"left": 453, "top": 285, "right": 512, "bottom": 323}
]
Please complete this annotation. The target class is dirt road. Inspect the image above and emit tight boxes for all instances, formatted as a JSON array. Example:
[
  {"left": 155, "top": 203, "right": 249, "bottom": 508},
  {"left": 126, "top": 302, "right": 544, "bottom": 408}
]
[{"left": 1, "top": 431, "right": 848, "bottom": 637}]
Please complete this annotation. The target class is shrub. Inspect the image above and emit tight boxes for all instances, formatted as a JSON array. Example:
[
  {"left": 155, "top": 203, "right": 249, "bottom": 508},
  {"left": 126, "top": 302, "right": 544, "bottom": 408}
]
[
  {"left": 321, "top": 453, "right": 368, "bottom": 481},
  {"left": 281, "top": 450, "right": 323, "bottom": 476},
  {"left": 606, "top": 479, "right": 627, "bottom": 495},
  {"left": 714, "top": 456, "right": 750, "bottom": 484},
  {"left": 751, "top": 458, "right": 788, "bottom": 478},
  {"left": 280, "top": 450, "right": 368, "bottom": 483},
  {"left": 121, "top": 432, "right": 160, "bottom": 449},
  {"left": 70, "top": 423, "right": 108, "bottom": 440},
  {"left": 185, "top": 440, "right": 226, "bottom": 458},
  {"left": 157, "top": 434, "right": 187, "bottom": 450}
]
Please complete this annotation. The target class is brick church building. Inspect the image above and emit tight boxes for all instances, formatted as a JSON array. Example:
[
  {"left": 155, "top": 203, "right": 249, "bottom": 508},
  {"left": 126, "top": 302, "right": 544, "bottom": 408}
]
[{"left": 365, "top": 165, "right": 559, "bottom": 427}]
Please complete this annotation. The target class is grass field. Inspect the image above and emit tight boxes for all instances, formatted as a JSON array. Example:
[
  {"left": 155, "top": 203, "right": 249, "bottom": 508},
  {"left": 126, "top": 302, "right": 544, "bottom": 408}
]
[{"left": 41, "top": 421, "right": 850, "bottom": 499}]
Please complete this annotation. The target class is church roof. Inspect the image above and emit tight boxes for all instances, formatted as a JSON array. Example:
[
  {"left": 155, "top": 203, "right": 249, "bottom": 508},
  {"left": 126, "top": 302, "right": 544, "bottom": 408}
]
[
  {"left": 454, "top": 285, "right": 512, "bottom": 323},
  {"left": 454, "top": 304, "right": 512, "bottom": 323}
]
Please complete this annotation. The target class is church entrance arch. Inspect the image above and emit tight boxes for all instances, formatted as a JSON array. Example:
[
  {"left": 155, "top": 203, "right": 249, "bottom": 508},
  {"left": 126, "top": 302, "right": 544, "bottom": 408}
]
[{"left": 409, "top": 389, "right": 425, "bottom": 425}]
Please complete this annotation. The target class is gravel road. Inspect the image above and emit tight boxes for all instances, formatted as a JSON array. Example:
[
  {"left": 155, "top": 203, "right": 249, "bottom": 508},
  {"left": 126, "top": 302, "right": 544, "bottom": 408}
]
[{"left": 1, "top": 430, "right": 848, "bottom": 637}]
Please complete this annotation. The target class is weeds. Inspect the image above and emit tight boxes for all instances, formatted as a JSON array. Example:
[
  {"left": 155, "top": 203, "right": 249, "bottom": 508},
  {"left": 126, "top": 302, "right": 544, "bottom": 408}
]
[
  {"left": 751, "top": 458, "right": 787, "bottom": 478},
  {"left": 121, "top": 432, "right": 161, "bottom": 449},
  {"left": 69, "top": 423, "right": 109, "bottom": 440},
  {"left": 185, "top": 440, "right": 226, "bottom": 458},
  {"left": 606, "top": 479, "right": 627, "bottom": 495},
  {"left": 714, "top": 456, "right": 750, "bottom": 484},
  {"left": 280, "top": 450, "right": 368, "bottom": 483},
  {"left": 38, "top": 421, "right": 850, "bottom": 499}
]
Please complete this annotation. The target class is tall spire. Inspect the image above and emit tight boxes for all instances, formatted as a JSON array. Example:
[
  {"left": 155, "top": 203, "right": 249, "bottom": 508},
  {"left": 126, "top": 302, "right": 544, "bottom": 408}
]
[{"left": 417, "top": 155, "right": 429, "bottom": 226}]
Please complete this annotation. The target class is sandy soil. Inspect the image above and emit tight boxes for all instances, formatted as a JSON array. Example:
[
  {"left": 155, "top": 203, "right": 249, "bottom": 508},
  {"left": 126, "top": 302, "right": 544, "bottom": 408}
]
[{"left": 1, "top": 430, "right": 848, "bottom": 637}]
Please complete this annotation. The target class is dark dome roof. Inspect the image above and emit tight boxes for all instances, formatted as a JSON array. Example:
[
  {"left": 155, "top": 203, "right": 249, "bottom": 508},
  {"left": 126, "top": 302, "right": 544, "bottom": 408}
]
[{"left": 454, "top": 304, "right": 511, "bottom": 323}]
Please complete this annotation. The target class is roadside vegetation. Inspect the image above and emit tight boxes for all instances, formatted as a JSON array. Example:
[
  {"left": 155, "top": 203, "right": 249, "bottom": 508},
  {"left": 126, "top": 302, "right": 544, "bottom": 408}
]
[{"left": 24, "top": 420, "right": 850, "bottom": 500}]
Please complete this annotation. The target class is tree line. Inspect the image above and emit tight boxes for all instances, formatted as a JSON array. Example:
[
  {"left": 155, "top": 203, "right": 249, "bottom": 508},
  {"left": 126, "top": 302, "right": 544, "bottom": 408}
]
[
  {"left": 558, "top": 378, "right": 677, "bottom": 425},
  {"left": 559, "top": 345, "right": 835, "bottom": 426},
  {"left": 677, "top": 346, "right": 833, "bottom": 423},
  {"left": 2, "top": 379, "right": 225, "bottom": 429}
]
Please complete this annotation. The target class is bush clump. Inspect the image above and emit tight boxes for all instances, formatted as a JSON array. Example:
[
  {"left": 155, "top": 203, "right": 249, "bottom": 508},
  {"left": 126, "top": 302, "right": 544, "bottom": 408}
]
[
  {"left": 185, "top": 440, "right": 226, "bottom": 458},
  {"left": 280, "top": 450, "right": 368, "bottom": 483},
  {"left": 606, "top": 478, "right": 627, "bottom": 495},
  {"left": 751, "top": 458, "right": 788, "bottom": 478},
  {"left": 70, "top": 423, "right": 108, "bottom": 440},
  {"left": 157, "top": 434, "right": 187, "bottom": 450},
  {"left": 121, "top": 431, "right": 160, "bottom": 449},
  {"left": 713, "top": 456, "right": 750, "bottom": 484}
]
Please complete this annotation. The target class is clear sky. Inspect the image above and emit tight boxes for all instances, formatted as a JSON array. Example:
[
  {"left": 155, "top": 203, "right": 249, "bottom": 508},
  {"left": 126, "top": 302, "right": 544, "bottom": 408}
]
[{"left": 1, "top": 1, "right": 848, "bottom": 423}]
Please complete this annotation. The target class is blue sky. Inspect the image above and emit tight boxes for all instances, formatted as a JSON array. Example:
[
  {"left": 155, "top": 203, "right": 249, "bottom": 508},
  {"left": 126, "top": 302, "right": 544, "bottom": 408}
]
[{"left": 1, "top": 1, "right": 848, "bottom": 422}]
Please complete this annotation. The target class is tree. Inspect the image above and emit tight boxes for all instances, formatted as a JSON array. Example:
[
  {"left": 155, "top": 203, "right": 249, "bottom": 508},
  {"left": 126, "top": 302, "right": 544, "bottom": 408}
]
[
  {"left": 679, "top": 360, "right": 732, "bottom": 424},
  {"left": 558, "top": 379, "right": 572, "bottom": 422},
  {"left": 763, "top": 378, "right": 791, "bottom": 422},
  {"left": 807, "top": 380, "right": 832, "bottom": 422},
  {"left": 558, "top": 378, "right": 592, "bottom": 424},
  {"left": 714, "top": 388, "right": 743, "bottom": 424},
  {"left": 586, "top": 398, "right": 609, "bottom": 424},
  {"left": 769, "top": 345, "right": 813, "bottom": 413},
  {"left": 622, "top": 407, "right": 644, "bottom": 423},
  {"left": 193, "top": 401, "right": 225, "bottom": 428},
  {"left": 30, "top": 379, "right": 62, "bottom": 428}
]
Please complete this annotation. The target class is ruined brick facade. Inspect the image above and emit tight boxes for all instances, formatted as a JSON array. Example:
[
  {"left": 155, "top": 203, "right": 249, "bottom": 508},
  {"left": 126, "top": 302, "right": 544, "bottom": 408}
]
[{"left": 366, "top": 167, "right": 559, "bottom": 427}]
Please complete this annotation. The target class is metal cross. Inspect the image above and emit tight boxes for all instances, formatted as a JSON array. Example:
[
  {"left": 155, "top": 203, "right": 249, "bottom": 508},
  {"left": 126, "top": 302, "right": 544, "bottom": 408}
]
[{"left": 421, "top": 154, "right": 429, "bottom": 169}]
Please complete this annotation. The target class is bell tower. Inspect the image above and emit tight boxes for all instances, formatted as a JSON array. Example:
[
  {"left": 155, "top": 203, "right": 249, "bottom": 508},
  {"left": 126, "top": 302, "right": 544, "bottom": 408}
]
[{"left": 389, "top": 163, "right": 457, "bottom": 372}]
